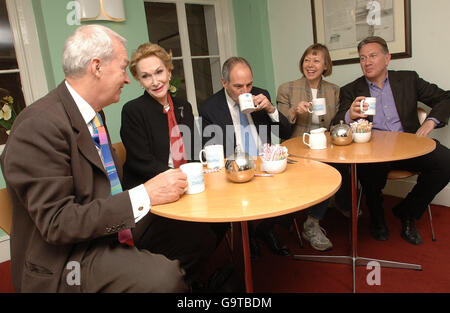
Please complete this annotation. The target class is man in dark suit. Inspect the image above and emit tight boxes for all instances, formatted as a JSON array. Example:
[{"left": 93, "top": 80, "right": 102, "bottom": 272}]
[
  {"left": 333, "top": 36, "right": 450, "bottom": 245},
  {"left": 199, "top": 57, "right": 293, "bottom": 257},
  {"left": 0, "top": 25, "right": 216, "bottom": 292}
]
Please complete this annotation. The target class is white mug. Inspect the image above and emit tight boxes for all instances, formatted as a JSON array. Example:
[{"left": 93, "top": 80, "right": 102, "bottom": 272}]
[
  {"left": 302, "top": 127, "right": 327, "bottom": 150},
  {"left": 360, "top": 97, "right": 376, "bottom": 115},
  {"left": 307, "top": 98, "right": 327, "bottom": 116},
  {"left": 180, "top": 162, "right": 205, "bottom": 194},
  {"left": 238, "top": 93, "right": 256, "bottom": 114},
  {"left": 199, "top": 144, "right": 224, "bottom": 169}
]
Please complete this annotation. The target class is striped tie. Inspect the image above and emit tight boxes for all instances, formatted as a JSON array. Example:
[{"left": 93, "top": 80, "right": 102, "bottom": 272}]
[{"left": 91, "top": 113, "right": 134, "bottom": 246}]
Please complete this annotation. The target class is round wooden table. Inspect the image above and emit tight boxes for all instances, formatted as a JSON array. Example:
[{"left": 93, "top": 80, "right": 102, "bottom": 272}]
[
  {"left": 151, "top": 158, "right": 342, "bottom": 293},
  {"left": 286, "top": 130, "right": 436, "bottom": 164},
  {"left": 283, "top": 130, "right": 436, "bottom": 292}
]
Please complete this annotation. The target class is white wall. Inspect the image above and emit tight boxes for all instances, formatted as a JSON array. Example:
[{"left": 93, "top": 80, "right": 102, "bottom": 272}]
[
  {"left": 268, "top": 0, "right": 361, "bottom": 94},
  {"left": 268, "top": 0, "right": 450, "bottom": 206}
]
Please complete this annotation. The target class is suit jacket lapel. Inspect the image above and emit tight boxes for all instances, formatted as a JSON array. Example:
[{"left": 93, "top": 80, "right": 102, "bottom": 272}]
[
  {"left": 356, "top": 77, "right": 373, "bottom": 122},
  {"left": 172, "top": 97, "right": 183, "bottom": 122},
  {"left": 57, "top": 81, "right": 107, "bottom": 175},
  {"left": 217, "top": 89, "right": 234, "bottom": 127},
  {"left": 387, "top": 71, "right": 405, "bottom": 120},
  {"left": 219, "top": 90, "right": 237, "bottom": 153}
]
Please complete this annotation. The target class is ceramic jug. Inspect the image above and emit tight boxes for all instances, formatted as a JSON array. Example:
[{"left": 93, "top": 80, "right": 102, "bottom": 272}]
[{"left": 302, "top": 127, "right": 327, "bottom": 149}]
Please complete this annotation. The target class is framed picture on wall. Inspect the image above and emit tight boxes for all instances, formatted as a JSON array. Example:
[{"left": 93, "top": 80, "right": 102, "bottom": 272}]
[{"left": 311, "top": 0, "right": 411, "bottom": 65}]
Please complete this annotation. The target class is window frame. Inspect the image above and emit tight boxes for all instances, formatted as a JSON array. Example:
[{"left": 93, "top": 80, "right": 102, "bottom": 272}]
[
  {"left": 144, "top": 0, "right": 236, "bottom": 115},
  {"left": 4, "top": 0, "right": 48, "bottom": 104},
  {"left": 0, "top": 0, "right": 47, "bottom": 151}
]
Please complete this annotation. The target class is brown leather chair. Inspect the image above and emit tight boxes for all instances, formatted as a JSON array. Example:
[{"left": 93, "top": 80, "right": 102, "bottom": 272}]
[
  {"left": 0, "top": 188, "right": 12, "bottom": 235},
  {"left": 111, "top": 141, "right": 126, "bottom": 165}
]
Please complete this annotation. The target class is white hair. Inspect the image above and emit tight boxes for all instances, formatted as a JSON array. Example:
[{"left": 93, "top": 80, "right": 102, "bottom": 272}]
[{"left": 62, "top": 25, "right": 127, "bottom": 78}]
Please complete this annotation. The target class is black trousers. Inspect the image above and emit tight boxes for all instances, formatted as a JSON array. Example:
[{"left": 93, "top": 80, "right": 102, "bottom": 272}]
[{"left": 357, "top": 140, "right": 450, "bottom": 220}]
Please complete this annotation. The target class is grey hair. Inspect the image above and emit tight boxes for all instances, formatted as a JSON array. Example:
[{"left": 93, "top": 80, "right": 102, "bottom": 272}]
[
  {"left": 62, "top": 25, "right": 127, "bottom": 78},
  {"left": 221, "top": 57, "right": 252, "bottom": 83}
]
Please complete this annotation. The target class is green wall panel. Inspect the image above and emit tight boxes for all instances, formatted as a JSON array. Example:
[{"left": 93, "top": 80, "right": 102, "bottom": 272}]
[
  {"left": 232, "top": 0, "right": 276, "bottom": 101},
  {"left": 32, "top": 0, "right": 150, "bottom": 144}
]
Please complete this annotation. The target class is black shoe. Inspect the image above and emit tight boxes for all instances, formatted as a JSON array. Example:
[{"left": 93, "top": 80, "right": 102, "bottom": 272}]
[
  {"left": 256, "top": 227, "right": 291, "bottom": 256},
  {"left": 369, "top": 221, "right": 389, "bottom": 241},
  {"left": 401, "top": 218, "right": 423, "bottom": 245}
]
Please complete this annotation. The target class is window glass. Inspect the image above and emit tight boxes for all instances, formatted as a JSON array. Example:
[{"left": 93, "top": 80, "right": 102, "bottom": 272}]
[
  {"left": 0, "top": 0, "right": 25, "bottom": 145},
  {"left": 171, "top": 59, "right": 187, "bottom": 101},
  {"left": 145, "top": 1, "right": 224, "bottom": 114},
  {"left": 185, "top": 4, "right": 219, "bottom": 56},
  {"left": 0, "top": 72, "right": 25, "bottom": 143},
  {"left": 192, "top": 57, "right": 221, "bottom": 108},
  {"left": 145, "top": 2, "right": 182, "bottom": 57},
  {"left": 0, "top": 0, "right": 18, "bottom": 70}
]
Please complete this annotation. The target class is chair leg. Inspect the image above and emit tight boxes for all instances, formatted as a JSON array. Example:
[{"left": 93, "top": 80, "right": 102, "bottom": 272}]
[
  {"left": 292, "top": 216, "right": 303, "bottom": 248},
  {"left": 427, "top": 205, "right": 436, "bottom": 242}
]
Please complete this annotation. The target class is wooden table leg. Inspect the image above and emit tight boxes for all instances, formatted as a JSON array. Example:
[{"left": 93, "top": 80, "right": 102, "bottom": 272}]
[{"left": 241, "top": 221, "right": 253, "bottom": 293}]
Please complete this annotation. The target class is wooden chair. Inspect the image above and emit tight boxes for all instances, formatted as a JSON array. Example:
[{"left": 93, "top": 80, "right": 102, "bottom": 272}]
[
  {"left": 385, "top": 108, "right": 435, "bottom": 240},
  {"left": 0, "top": 188, "right": 12, "bottom": 236},
  {"left": 358, "top": 107, "right": 436, "bottom": 241},
  {"left": 111, "top": 141, "right": 126, "bottom": 165}
]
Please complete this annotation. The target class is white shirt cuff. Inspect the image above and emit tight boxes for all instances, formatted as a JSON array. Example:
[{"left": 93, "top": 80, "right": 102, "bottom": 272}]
[
  {"left": 268, "top": 108, "right": 279, "bottom": 122},
  {"left": 128, "top": 184, "right": 151, "bottom": 223}
]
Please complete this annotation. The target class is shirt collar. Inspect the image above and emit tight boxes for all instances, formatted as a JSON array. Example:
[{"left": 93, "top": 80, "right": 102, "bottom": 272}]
[
  {"left": 224, "top": 88, "right": 239, "bottom": 110},
  {"left": 65, "top": 80, "right": 96, "bottom": 125},
  {"left": 365, "top": 72, "right": 389, "bottom": 88}
]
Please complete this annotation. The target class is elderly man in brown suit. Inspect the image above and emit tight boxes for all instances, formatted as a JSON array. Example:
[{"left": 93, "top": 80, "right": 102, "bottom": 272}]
[{"left": 0, "top": 25, "right": 217, "bottom": 292}]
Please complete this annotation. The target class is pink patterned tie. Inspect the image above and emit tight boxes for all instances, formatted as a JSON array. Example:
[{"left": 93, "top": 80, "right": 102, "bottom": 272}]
[{"left": 91, "top": 113, "right": 134, "bottom": 246}]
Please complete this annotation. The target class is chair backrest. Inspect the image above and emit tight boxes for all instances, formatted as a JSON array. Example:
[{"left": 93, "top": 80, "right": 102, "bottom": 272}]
[
  {"left": 387, "top": 107, "right": 429, "bottom": 181},
  {"left": 111, "top": 141, "right": 126, "bottom": 165},
  {"left": 417, "top": 107, "right": 427, "bottom": 125},
  {"left": 0, "top": 188, "right": 12, "bottom": 235}
]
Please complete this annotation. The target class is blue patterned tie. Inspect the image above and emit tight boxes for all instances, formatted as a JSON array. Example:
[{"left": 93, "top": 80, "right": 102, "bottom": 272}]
[
  {"left": 91, "top": 113, "right": 134, "bottom": 246},
  {"left": 237, "top": 103, "right": 258, "bottom": 156}
]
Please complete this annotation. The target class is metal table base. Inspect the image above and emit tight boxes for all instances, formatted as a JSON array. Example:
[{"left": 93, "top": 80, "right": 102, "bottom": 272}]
[{"left": 293, "top": 164, "right": 422, "bottom": 293}]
